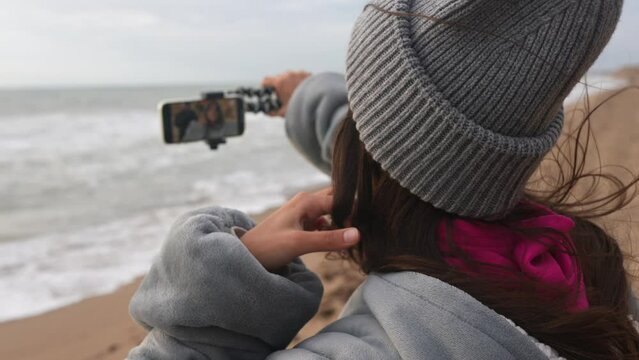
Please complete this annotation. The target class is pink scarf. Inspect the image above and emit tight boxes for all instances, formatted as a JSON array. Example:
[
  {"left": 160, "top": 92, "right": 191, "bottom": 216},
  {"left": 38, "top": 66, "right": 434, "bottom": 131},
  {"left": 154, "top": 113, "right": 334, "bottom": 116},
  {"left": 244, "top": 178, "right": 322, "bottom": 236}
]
[{"left": 437, "top": 202, "right": 589, "bottom": 312}]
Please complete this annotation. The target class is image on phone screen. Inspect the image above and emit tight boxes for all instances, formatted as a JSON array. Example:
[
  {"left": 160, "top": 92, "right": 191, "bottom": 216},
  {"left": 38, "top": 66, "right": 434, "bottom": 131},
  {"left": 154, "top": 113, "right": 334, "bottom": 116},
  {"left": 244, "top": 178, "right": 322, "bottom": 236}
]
[{"left": 162, "top": 97, "right": 244, "bottom": 144}]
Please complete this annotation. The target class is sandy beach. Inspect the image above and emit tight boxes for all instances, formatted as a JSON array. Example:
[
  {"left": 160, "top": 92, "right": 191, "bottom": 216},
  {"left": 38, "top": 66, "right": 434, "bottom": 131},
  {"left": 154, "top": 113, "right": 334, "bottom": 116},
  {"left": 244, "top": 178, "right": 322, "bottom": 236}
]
[{"left": 2, "top": 67, "right": 638, "bottom": 360}]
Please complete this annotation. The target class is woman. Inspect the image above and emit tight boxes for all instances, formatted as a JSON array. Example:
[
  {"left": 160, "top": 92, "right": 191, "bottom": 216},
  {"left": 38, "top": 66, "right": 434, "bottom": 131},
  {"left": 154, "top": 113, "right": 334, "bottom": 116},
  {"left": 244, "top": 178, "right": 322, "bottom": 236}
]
[
  {"left": 128, "top": 1, "right": 639, "bottom": 359},
  {"left": 204, "top": 100, "right": 226, "bottom": 139},
  {"left": 174, "top": 104, "right": 198, "bottom": 141}
]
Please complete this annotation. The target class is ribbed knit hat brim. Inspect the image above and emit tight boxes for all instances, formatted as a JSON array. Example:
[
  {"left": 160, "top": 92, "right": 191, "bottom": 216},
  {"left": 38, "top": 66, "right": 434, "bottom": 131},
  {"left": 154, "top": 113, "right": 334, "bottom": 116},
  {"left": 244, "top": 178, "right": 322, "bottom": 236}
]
[{"left": 346, "top": 0, "right": 622, "bottom": 218}]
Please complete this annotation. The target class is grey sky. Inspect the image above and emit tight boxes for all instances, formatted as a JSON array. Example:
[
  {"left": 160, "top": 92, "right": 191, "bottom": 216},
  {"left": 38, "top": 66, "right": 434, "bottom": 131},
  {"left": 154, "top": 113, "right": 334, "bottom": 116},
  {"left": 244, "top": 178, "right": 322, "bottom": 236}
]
[{"left": 1, "top": 1, "right": 637, "bottom": 88}]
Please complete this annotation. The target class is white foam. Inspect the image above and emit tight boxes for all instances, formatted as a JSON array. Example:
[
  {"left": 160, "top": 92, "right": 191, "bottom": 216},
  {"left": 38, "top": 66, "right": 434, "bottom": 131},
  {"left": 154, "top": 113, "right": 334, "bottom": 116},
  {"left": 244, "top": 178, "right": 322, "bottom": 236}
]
[
  {"left": 0, "top": 207, "right": 179, "bottom": 322},
  {"left": 192, "top": 170, "right": 329, "bottom": 214}
]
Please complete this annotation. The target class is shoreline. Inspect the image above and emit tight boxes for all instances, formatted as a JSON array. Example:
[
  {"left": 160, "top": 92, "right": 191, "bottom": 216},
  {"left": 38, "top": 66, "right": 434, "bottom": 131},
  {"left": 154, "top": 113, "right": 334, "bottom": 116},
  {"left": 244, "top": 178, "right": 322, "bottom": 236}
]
[{"left": 0, "top": 278, "right": 145, "bottom": 360}]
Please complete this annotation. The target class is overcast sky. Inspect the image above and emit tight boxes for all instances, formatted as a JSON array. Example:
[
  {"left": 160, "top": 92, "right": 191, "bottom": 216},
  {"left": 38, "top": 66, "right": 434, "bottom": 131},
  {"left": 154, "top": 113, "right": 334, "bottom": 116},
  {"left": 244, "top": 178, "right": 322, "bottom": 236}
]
[{"left": 1, "top": 0, "right": 638, "bottom": 88}]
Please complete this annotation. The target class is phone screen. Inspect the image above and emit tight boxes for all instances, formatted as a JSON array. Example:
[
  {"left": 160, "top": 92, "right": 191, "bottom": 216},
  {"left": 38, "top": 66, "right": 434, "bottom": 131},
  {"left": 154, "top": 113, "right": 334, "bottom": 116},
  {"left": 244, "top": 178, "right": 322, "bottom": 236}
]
[{"left": 161, "top": 97, "right": 244, "bottom": 144}]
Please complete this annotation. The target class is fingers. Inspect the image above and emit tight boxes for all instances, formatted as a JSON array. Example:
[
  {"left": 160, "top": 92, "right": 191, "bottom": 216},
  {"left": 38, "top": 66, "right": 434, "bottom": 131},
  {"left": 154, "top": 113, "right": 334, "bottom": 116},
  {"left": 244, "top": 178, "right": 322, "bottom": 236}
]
[
  {"left": 240, "top": 187, "right": 354, "bottom": 271},
  {"left": 304, "top": 214, "right": 336, "bottom": 232},
  {"left": 313, "top": 187, "right": 333, "bottom": 196},
  {"left": 261, "top": 70, "right": 307, "bottom": 87},
  {"left": 292, "top": 227, "right": 360, "bottom": 255},
  {"left": 262, "top": 75, "right": 283, "bottom": 117},
  {"left": 291, "top": 191, "right": 333, "bottom": 222},
  {"left": 261, "top": 70, "right": 312, "bottom": 118},
  {"left": 275, "top": 105, "right": 288, "bottom": 118},
  {"left": 261, "top": 76, "right": 275, "bottom": 88}
]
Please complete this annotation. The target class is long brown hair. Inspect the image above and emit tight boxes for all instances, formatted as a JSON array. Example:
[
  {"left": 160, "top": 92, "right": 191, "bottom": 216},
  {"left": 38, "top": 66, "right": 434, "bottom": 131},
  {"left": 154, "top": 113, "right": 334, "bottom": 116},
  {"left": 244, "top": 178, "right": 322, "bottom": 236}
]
[
  {"left": 331, "top": 91, "right": 639, "bottom": 358},
  {"left": 330, "top": 4, "right": 639, "bottom": 358}
]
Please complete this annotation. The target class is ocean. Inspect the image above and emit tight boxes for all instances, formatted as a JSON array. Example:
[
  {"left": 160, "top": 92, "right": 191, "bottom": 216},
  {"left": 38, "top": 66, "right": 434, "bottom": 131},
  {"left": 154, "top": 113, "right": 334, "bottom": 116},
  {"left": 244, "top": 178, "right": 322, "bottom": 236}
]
[
  {"left": 0, "top": 75, "right": 626, "bottom": 323},
  {"left": 0, "top": 85, "right": 329, "bottom": 322}
]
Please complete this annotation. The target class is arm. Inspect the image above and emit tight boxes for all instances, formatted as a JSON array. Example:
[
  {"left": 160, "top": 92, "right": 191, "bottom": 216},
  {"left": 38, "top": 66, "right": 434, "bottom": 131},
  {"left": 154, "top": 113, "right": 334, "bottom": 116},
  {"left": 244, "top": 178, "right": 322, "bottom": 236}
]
[
  {"left": 129, "top": 180, "right": 378, "bottom": 358},
  {"left": 265, "top": 72, "right": 349, "bottom": 175},
  {"left": 285, "top": 72, "right": 349, "bottom": 175},
  {"left": 127, "top": 207, "right": 323, "bottom": 359},
  {"left": 128, "top": 190, "right": 368, "bottom": 359}
]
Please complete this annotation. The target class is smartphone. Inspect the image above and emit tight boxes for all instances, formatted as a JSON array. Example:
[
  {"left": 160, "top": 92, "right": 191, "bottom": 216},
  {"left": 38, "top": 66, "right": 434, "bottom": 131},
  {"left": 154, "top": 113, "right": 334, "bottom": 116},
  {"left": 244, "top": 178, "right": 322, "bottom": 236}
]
[{"left": 160, "top": 97, "right": 245, "bottom": 144}]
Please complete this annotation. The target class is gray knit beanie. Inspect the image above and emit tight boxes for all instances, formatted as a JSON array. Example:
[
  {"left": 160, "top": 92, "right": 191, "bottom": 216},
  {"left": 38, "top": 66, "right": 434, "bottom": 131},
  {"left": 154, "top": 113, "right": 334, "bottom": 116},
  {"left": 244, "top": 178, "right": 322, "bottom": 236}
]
[{"left": 346, "top": 0, "right": 623, "bottom": 218}]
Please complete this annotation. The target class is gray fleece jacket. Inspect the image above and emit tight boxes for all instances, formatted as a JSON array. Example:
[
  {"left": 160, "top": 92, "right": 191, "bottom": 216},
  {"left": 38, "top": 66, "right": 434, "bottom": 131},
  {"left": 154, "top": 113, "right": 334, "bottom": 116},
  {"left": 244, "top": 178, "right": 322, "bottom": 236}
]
[{"left": 127, "top": 73, "right": 558, "bottom": 360}]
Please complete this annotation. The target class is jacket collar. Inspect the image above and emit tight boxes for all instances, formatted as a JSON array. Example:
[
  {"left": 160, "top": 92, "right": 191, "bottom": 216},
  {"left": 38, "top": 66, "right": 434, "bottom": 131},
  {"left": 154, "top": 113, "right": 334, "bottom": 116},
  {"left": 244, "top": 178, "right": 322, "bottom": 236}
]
[{"left": 343, "top": 272, "right": 551, "bottom": 360}]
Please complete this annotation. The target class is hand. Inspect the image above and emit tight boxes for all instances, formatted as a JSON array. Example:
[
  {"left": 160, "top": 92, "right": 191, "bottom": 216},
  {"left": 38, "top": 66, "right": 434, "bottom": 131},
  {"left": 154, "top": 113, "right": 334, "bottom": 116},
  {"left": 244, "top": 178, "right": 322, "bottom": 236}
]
[
  {"left": 239, "top": 188, "right": 360, "bottom": 272},
  {"left": 261, "top": 70, "right": 312, "bottom": 117}
]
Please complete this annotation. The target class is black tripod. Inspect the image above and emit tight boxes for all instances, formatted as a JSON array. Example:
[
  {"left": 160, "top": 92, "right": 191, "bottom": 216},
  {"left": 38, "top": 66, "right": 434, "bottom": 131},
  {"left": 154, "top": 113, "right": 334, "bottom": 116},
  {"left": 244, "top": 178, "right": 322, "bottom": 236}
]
[{"left": 202, "top": 87, "right": 282, "bottom": 150}]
